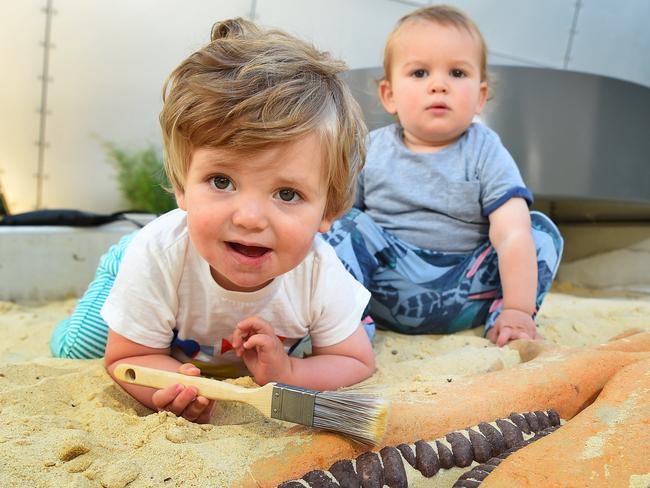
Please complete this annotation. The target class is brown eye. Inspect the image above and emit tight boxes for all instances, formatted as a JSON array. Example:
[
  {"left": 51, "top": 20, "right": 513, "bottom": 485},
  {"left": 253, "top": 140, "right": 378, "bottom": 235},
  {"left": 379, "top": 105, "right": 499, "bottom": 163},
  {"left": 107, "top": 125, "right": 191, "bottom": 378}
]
[
  {"left": 212, "top": 176, "right": 233, "bottom": 191},
  {"left": 276, "top": 189, "right": 300, "bottom": 202}
]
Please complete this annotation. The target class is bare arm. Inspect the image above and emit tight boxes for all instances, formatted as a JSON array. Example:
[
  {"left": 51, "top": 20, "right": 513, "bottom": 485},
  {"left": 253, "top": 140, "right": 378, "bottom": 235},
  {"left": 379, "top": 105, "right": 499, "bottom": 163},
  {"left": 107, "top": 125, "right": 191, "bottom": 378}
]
[
  {"left": 287, "top": 325, "right": 375, "bottom": 390},
  {"left": 488, "top": 198, "right": 537, "bottom": 314},
  {"left": 232, "top": 319, "right": 375, "bottom": 391},
  {"left": 104, "top": 329, "right": 213, "bottom": 422},
  {"left": 487, "top": 198, "right": 540, "bottom": 346}
]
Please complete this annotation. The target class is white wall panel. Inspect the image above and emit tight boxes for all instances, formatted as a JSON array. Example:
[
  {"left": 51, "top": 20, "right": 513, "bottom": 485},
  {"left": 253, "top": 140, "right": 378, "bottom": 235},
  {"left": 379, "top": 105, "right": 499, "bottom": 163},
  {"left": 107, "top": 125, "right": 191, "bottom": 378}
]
[
  {"left": 448, "top": 0, "right": 573, "bottom": 68},
  {"left": 1, "top": 0, "right": 648, "bottom": 214},
  {"left": 0, "top": 2, "right": 44, "bottom": 213},
  {"left": 42, "top": 0, "right": 250, "bottom": 212},
  {"left": 3, "top": 0, "right": 250, "bottom": 213},
  {"left": 568, "top": 0, "right": 650, "bottom": 87},
  {"left": 255, "top": 0, "right": 412, "bottom": 70}
]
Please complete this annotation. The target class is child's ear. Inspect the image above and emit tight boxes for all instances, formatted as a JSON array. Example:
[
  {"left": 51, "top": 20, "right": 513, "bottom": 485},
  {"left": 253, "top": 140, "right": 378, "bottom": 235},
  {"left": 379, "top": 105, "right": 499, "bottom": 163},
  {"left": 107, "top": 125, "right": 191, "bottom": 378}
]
[
  {"left": 378, "top": 79, "right": 397, "bottom": 115},
  {"left": 318, "top": 214, "right": 334, "bottom": 234},
  {"left": 476, "top": 81, "right": 489, "bottom": 115},
  {"left": 174, "top": 188, "right": 186, "bottom": 210}
]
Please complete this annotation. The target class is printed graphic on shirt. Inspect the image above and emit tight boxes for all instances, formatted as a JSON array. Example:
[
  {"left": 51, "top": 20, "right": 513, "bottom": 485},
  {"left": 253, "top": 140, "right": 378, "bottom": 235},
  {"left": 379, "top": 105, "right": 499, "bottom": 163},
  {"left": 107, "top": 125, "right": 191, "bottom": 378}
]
[{"left": 170, "top": 330, "right": 294, "bottom": 378}]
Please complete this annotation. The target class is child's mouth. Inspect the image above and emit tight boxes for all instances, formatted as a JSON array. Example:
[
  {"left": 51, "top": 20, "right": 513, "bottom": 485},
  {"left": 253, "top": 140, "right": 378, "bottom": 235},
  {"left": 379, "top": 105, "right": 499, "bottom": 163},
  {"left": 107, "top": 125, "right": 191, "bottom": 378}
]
[{"left": 227, "top": 242, "right": 270, "bottom": 258}]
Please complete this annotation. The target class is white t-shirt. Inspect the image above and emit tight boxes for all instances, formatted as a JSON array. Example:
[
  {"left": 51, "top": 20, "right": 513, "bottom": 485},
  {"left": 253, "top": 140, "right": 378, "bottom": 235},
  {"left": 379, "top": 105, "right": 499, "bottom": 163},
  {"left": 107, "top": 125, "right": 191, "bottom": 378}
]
[{"left": 102, "top": 209, "right": 370, "bottom": 376}]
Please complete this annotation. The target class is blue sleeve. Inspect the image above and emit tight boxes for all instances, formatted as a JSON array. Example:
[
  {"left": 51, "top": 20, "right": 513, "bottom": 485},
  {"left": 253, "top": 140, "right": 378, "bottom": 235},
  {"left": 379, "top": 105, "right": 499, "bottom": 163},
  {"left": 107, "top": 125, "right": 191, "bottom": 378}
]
[
  {"left": 475, "top": 126, "right": 533, "bottom": 216},
  {"left": 483, "top": 187, "right": 533, "bottom": 215}
]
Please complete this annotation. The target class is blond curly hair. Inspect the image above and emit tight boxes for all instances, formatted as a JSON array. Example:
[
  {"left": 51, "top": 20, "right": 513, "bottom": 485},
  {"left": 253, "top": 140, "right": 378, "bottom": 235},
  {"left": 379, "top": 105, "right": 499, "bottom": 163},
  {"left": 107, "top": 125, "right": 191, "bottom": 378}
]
[{"left": 160, "top": 18, "right": 366, "bottom": 220}]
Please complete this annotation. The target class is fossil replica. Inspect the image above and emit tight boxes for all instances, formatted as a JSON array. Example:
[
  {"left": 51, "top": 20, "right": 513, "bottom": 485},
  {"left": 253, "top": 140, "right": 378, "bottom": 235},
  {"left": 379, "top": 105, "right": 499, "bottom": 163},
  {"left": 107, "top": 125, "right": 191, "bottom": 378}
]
[
  {"left": 234, "top": 330, "right": 650, "bottom": 487},
  {"left": 479, "top": 355, "right": 650, "bottom": 487},
  {"left": 277, "top": 410, "right": 562, "bottom": 487},
  {"left": 450, "top": 428, "right": 560, "bottom": 488}
]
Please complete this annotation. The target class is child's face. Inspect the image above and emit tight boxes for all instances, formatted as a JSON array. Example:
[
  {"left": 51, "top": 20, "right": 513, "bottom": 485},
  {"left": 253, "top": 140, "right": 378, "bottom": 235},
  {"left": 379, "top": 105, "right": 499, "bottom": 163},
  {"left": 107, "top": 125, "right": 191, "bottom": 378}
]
[
  {"left": 175, "top": 133, "right": 332, "bottom": 292},
  {"left": 379, "top": 20, "right": 488, "bottom": 151}
]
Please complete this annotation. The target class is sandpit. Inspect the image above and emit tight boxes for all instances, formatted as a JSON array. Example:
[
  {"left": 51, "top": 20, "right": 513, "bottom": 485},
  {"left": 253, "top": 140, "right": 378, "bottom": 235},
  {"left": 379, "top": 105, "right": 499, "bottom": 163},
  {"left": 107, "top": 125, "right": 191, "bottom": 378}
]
[{"left": 1, "top": 287, "right": 650, "bottom": 487}]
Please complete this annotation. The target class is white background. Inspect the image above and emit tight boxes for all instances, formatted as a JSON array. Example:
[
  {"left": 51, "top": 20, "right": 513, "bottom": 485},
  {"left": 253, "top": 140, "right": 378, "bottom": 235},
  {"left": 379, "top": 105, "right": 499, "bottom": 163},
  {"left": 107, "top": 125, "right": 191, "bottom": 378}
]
[{"left": 1, "top": 0, "right": 649, "bottom": 214}]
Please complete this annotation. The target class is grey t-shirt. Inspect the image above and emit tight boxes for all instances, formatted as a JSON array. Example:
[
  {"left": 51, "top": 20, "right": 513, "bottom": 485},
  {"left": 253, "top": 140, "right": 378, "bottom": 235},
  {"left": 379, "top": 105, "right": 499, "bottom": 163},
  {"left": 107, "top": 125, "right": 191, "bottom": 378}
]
[{"left": 356, "top": 122, "right": 532, "bottom": 253}]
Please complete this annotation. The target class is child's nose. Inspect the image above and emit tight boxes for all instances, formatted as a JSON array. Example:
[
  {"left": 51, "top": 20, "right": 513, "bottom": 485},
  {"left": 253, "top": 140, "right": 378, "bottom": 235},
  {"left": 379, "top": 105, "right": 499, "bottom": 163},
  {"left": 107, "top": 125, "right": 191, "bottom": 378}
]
[
  {"left": 232, "top": 199, "right": 268, "bottom": 230},
  {"left": 428, "top": 76, "right": 448, "bottom": 93}
]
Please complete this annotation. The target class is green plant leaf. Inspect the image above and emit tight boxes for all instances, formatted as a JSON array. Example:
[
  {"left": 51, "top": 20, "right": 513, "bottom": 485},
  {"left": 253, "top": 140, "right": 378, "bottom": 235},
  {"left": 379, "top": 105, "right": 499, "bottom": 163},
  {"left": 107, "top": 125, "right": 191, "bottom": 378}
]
[{"left": 104, "top": 142, "right": 177, "bottom": 214}]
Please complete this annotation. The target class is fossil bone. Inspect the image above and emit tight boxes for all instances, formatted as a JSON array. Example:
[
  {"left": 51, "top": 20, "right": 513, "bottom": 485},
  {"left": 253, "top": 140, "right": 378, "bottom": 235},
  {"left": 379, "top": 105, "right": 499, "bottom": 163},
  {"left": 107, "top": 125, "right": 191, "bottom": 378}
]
[
  {"left": 277, "top": 410, "right": 561, "bottom": 487},
  {"left": 479, "top": 356, "right": 650, "bottom": 487},
  {"left": 236, "top": 332, "right": 650, "bottom": 487}
]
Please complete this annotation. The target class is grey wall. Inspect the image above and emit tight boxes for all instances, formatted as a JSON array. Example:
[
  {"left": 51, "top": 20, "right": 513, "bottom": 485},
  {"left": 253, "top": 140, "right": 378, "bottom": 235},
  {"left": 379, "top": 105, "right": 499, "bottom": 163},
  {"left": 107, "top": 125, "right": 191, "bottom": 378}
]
[{"left": 1, "top": 0, "right": 649, "bottom": 214}]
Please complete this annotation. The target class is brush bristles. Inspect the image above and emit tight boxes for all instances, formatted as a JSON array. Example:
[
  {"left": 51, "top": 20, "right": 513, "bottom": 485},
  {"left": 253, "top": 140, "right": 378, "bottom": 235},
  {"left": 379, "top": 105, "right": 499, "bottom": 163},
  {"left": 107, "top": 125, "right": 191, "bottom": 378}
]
[{"left": 312, "top": 391, "right": 389, "bottom": 445}]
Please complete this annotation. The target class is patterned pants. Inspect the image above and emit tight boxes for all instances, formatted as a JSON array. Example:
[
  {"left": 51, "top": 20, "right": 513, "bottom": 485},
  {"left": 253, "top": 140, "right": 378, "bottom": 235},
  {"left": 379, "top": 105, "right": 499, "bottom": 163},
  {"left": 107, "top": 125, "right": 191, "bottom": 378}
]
[{"left": 321, "top": 209, "right": 563, "bottom": 335}]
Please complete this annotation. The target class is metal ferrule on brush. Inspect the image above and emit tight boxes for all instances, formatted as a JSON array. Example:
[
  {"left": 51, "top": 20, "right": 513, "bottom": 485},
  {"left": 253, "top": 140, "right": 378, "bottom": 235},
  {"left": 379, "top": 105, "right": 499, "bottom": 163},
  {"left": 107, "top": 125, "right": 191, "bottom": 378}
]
[{"left": 270, "top": 383, "right": 317, "bottom": 426}]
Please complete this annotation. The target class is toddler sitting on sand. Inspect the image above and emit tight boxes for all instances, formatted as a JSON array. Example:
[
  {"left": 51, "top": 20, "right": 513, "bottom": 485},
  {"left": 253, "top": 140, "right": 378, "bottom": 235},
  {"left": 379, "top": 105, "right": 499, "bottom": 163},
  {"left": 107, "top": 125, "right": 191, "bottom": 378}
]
[{"left": 323, "top": 5, "right": 563, "bottom": 346}]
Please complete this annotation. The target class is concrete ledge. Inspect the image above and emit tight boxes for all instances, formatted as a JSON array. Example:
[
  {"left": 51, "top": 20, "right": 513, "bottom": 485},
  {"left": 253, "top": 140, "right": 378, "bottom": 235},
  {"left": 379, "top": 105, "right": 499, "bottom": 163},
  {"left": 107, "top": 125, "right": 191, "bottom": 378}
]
[{"left": 0, "top": 215, "right": 153, "bottom": 304}]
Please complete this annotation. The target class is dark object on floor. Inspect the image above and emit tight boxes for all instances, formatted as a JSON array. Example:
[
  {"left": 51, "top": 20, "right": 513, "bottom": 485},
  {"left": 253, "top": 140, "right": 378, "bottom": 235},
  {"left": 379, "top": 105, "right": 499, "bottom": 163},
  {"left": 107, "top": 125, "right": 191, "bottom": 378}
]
[{"left": 0, "top": 209, "right": 144, "bottom": 227}]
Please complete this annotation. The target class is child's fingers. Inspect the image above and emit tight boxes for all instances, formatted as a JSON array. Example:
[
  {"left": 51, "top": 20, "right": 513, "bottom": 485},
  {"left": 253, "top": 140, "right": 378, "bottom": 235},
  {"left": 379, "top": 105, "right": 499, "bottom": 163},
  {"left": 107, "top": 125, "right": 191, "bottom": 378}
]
[
  {"left": 152, "top": 383, "right": 193, "bottom": 411},
  {"left": 229, "top": 330, "right": 247, "bottom": 357},
  {"left": 152, "top": 382, "right": 213, "bottom": 422},
  {"left": 243, "top": 332, "right": 277, "bottom": 352},
  {"left": 178, "top": 362, "right": 201, "bottom": 376},
  {"left": 486, "top": 327, "right": 498, "bottom": 344},
  {"left": 496, "top": 326, "right": 514, "bottom": 347},
  {"left": 196, "top": 402, "right": 215, "bottom": 423},
  {"left": 230, "top": 327, "right": 246, "bottom": 349},
  {"left": 236, "top": 316, "right": 274, "bottom": 337},
  {"left": 165, "top": 385, "right": 201, "bottom": 415},
  {"left": 511, "top": 329, "right": 533, "bottom": 342},
  {"left": 500, "top": 326, "right": 535, "bottom": 347},
  {"left": 231, "top": 318, "right": 264, "bottom": 349},
  {"left": 181, "top": 396, "right": 212, "bottom": 422}
]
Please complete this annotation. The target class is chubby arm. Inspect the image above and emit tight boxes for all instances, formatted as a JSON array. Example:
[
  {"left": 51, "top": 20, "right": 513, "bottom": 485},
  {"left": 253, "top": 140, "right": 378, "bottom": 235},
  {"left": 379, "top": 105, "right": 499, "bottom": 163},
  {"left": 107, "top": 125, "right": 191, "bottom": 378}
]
[
  {"left": 293, "top": 325, "right": 375, "bottom": 390},
  {"left": 232, "top": 318, "right": 375, "bottom": 391},
  {"left": 104, "top": 329, "right": 213, "bottom": 422},
  {"left": 487, "top": 198, "right": 539, "bottom": 345}
]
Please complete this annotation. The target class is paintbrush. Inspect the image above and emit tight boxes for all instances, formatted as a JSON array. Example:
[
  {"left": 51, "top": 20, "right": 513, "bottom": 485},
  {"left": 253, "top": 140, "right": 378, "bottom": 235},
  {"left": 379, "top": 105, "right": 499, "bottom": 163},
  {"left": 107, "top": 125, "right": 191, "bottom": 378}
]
[{"left": 113, "top": 363, "right": 388, "bottom": 445}]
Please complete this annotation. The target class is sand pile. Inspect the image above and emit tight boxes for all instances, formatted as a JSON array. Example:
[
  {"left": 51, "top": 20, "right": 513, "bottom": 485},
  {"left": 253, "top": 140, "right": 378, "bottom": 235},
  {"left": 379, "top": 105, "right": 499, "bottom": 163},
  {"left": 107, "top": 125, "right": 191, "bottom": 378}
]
[{"left": 1, "top": 289, "right": 650, "bottom": 487}]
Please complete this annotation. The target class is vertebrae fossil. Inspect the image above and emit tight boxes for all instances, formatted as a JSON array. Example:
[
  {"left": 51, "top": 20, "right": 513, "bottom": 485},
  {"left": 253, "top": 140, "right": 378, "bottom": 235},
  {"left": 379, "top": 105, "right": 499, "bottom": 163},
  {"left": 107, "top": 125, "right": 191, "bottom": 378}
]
[{"left": 278, "top": 409, "right": 561, "bottom": 487}]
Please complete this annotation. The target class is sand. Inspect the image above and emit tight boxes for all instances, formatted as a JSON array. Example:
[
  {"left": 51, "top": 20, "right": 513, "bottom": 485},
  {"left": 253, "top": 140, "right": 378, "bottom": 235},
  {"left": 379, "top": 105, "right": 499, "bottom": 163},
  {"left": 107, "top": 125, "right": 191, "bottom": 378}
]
[{"left": 1, "top": 289, "right": 650, "bottom": 487}]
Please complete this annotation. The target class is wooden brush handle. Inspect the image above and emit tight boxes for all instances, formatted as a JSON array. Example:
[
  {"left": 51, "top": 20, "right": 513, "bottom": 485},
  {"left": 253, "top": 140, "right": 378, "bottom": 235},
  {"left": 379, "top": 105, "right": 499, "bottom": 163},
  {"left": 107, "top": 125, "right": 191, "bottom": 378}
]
[{"left": 113, "top": 363, "right": 274, "bottom": 415}]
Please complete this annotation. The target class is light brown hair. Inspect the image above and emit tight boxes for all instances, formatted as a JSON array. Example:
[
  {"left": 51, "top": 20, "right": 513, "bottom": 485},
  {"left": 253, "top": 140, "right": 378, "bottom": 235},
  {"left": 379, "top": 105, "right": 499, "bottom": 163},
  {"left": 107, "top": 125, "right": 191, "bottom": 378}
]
[
  {"left": 160, "top": 18, "right": 366, "bottom": 219},
  {"left": 382, "top": 4, "right": 488, "bottom": 83}
]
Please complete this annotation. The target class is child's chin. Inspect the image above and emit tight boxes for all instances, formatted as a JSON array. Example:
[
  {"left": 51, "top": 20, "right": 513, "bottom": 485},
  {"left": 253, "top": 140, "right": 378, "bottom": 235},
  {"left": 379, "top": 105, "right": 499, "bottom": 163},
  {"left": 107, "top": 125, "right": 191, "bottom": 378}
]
[
  {"left": 210, "top": 268, "right": 271, "bottom": 292},
  {"left": 225, "top": 276, "right": 273, "bottom": 292}
]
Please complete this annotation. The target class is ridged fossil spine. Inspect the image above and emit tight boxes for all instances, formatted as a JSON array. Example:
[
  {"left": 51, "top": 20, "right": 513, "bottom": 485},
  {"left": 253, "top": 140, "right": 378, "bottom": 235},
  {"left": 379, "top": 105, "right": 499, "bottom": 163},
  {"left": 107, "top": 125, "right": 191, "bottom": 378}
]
[
  {"left": 452, "top": 425, "right": 560, "bottom": 488},
  {"left": 277, "top": 409, "right": 562, "bottom": 488}
]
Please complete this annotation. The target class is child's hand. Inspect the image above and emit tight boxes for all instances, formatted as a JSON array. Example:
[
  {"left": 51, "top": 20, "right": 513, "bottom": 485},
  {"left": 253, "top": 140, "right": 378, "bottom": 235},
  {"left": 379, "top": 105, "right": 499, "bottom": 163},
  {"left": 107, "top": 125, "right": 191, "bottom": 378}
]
[
  {"left": 231, "top": 316, "right": 291, "bottom": 385},
  {"left": 151, "top": 363, "right": 214, "bottom": 423},
  {"left": 486, "top": 308, "right": 542, "bottom": 347}
]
